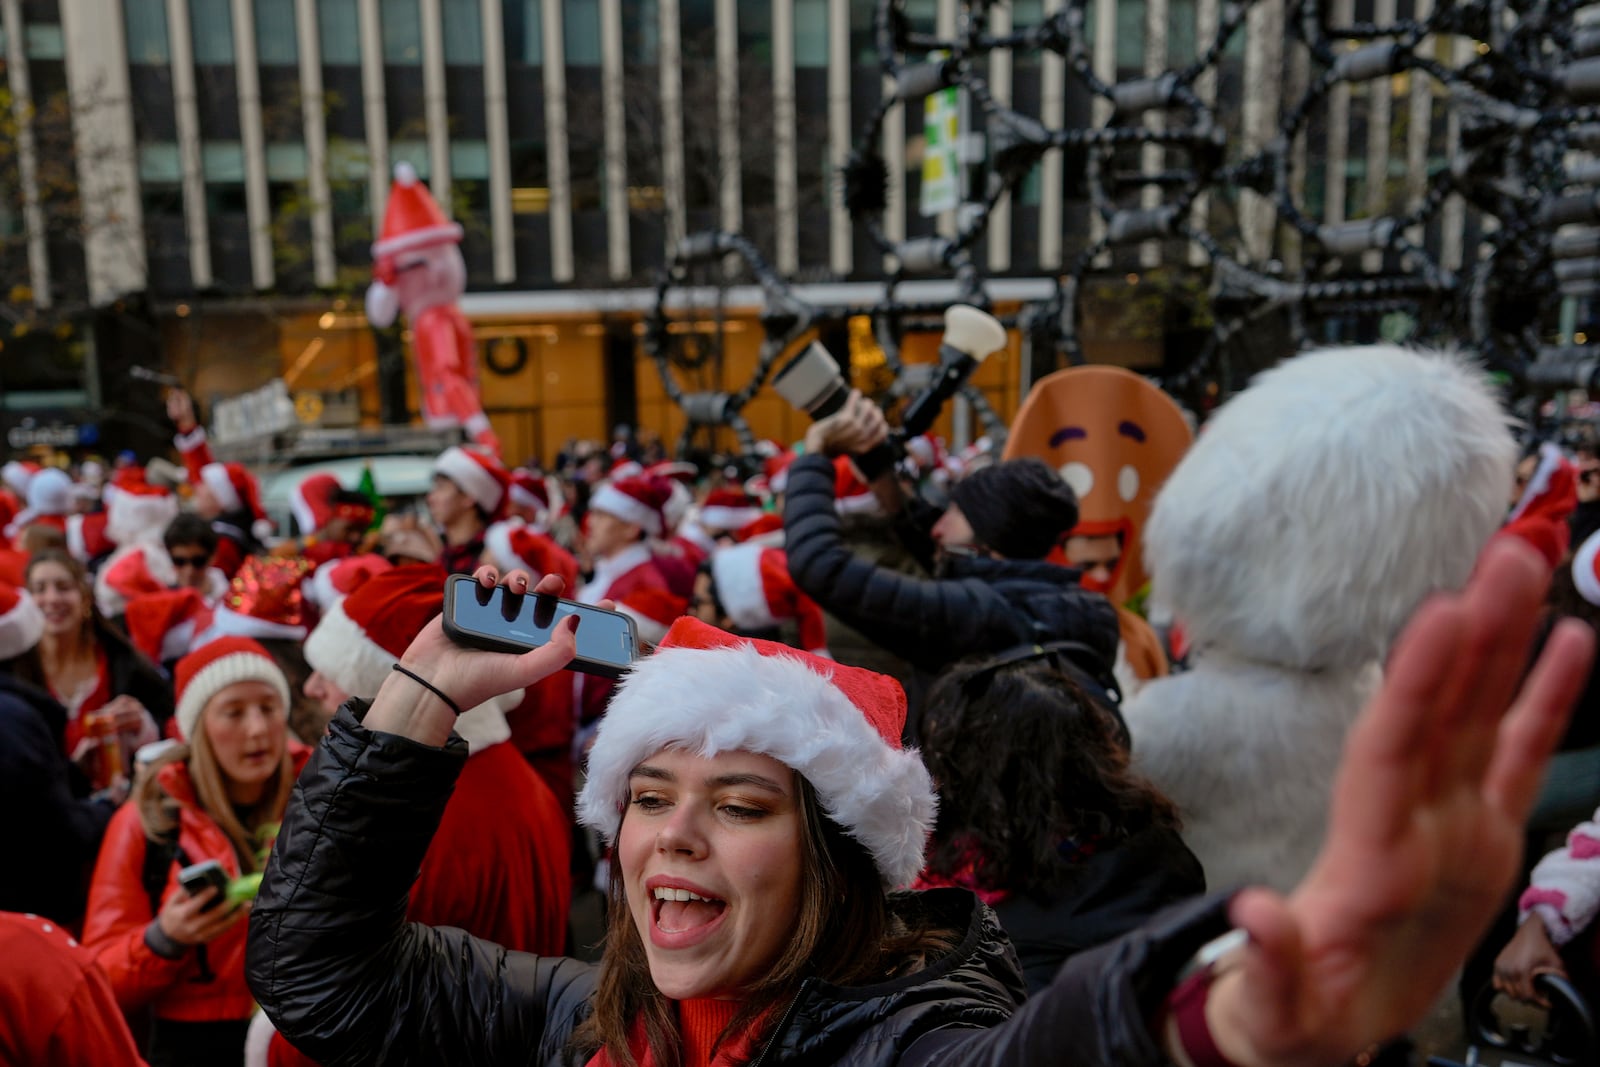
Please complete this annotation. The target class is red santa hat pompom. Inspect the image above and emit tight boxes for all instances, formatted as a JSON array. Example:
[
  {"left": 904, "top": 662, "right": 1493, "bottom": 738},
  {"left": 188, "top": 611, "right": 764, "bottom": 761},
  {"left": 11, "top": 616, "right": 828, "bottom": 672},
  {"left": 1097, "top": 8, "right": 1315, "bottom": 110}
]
[
  {"left": 578, "top": 617, "right": 933, "bottom": 887},
  {"left": 588, "top": 476, "right": 672, "bottom": 539},
  {"left": 698, "top": 488, "right": 765, "bottom": 535},
  {"left": 173, "top": 636, "right": 291, "bottom": 742},
  {"left": 125, "top": 587, "right": 212, "bottom": 665},
  {"left": 302, "top": 563, "right": 517, "bottom": 750},
  {"left": 617, "top": 586, "right": 688, "bottom": 647},
  {"left": 200, "top": 461, "right": 275, "bottom": 541},
  {"left": 711, "top": 544, "right": 829, "bottom": 656},
  {"left": 0, "top": 584, "right": 44, "bottom": 661},
  {"left": 434, "top": 446, "right": 510, "bottom": 520},
  {"left": 483, "top": 522, "right": 579, "bottom": 588}
]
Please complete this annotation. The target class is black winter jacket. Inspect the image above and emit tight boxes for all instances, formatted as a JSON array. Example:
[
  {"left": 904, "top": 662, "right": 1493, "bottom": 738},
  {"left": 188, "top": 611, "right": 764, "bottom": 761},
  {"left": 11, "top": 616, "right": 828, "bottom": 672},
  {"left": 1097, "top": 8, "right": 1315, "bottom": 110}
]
[
  {"left": 783, "top": 454, "right": 1119, "bottom": 680},
  {"left": 0, "top": 673, "right": 117, "bottom": 926},
  {"left": 248, "top": 706, "right": 1233, "bottom": 1067},
  {"left": 103, "top": 627, "right": 176, "bottom": 731}
]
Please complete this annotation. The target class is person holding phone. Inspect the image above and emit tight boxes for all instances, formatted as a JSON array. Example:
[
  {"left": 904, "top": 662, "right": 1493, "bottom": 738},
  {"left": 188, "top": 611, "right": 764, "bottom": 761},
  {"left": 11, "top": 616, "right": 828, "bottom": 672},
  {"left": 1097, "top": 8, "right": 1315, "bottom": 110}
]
[
  {"left": 83, "top": 637, "right": 309, "bottom": 1067},
  {"left": 251, "top": 541, "right": 1593, "bottom": 1067}
]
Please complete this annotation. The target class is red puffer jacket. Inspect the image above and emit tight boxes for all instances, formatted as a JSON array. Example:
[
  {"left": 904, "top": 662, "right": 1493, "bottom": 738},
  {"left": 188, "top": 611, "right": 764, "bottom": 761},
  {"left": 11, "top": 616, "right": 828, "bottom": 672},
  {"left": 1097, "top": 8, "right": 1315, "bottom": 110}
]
[{"left": 81, "top": 744, "right": 310, "bottom": 1022}]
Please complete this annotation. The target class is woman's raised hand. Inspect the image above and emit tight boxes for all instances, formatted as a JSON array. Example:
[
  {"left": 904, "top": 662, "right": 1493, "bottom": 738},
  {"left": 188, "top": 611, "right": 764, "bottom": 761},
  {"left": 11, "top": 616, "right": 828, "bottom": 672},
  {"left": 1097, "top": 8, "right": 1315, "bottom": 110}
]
[
  {"left": 158, "top": 886, "right": 247, "bottom": 947},
  {"left": 1202, "top": 538, "right": 1595, "bottom": 1067}
]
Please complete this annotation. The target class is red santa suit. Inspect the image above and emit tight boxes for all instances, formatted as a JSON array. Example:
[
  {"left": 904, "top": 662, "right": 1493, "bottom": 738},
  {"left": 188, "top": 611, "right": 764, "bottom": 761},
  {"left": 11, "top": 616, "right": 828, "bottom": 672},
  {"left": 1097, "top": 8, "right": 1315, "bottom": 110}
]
[{"left": 0, "top": 911, "right": 147, "bottom": 1066}]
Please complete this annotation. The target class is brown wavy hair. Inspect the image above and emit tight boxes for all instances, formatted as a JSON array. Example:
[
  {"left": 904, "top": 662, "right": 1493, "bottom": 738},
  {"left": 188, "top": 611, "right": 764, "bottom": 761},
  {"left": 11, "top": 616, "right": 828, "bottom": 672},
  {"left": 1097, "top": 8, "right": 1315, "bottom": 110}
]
[{"left": 572, "top": 773, "right": 954, "bottom": 1067}]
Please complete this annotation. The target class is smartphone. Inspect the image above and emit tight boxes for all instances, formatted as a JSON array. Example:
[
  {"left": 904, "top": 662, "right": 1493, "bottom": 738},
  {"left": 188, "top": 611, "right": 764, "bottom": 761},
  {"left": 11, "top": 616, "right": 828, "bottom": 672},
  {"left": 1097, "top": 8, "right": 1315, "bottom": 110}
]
[
  {"left": 177, "top": 859, "right": 230, "bottom": 911},
  {"left": 441, "top": 574, "right": 640, "bottom": 679}
]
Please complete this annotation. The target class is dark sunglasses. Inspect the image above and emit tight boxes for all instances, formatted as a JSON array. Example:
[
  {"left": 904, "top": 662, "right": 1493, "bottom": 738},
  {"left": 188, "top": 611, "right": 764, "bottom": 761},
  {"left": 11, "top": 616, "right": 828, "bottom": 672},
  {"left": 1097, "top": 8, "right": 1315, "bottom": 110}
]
[
  {"left": 169, "top": 554, "right": 210, "bottom": 567},
  {"left": 1583, "top": 469, "right": 1600, "bottom": 484}
]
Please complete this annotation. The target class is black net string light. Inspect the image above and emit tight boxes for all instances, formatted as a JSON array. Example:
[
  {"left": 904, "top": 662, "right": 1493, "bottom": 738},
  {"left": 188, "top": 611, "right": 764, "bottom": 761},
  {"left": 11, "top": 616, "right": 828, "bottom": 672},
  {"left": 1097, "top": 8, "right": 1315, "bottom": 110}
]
[{"left": 649, "top": 0, "right": 1600, "bottom": 455}]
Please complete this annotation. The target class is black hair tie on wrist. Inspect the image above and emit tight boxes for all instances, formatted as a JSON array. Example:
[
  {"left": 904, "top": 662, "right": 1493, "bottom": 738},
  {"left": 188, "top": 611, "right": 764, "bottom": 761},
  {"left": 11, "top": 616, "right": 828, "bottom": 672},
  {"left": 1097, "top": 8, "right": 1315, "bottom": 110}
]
[{"left": 391, "top": 664, "right": 467, "bottom": 718}]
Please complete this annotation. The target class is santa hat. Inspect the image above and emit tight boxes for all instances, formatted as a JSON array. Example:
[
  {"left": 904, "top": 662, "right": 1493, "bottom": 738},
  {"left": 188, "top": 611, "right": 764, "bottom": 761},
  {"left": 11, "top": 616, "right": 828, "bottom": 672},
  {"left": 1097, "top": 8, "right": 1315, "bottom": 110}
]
[
  {"left": 302, "top": 564, "right": 519, "bottom": 752},
  {"left": 95, "top": 543, "right": 175, "bottom": 618},
  {"left": 608, "top": 458, "right": 645, "bottom": 481},
  {"left": 199, "top": 556, "right": 314, "bottom": 644},
  {"left": 64, "top": 512, "right": 115, "bottom": 565},
  {"left": 173, "top": 636, "right": 291, "bottom": 742},
  {"left": 2, "top": 460, "right": 40, "bottom": 497},
  {"left": 25, "top": 467, "right": 73, "bottom": 516},
  {"left": 508, "top": 470, "right": 564, "bottom": 528},
  {"left": 833, "top": 456, "right": 880, "bottom": 516},
  {"left": 372, "top": 163, "right": 463, "bottom": 262},
  {"left": 483, "top": 522, "right": 580, "bottom": 588},
  {"left": 305, "top": 553, "right": 392, "bottom": 610},
  {"left": 647, "top": 460, "right": 698, "bottom": 485},
  {"left": 661, "top": 479, "right": 693, "bottom": 535},
  {"left": 732, "top": 512, "right": 786, "bottom": 546},
  {"left": 104, "top": 479, "right": 179, "bottom": 548},
  {"left": 200, "top": 462, "right": 274, "bottom": 541},
  {"left": 617, "top": 586, "right": 688, "bottom": 646},
  {"left": 765, "top": 448, "right": 799, "bottom": 495},
  {"left": 711, "top": 544, "right": 829, "bottom": 656},
  {"left": 578, "top": 617, "right": 934, "bottom": 887},
  {"left": 698, "top": 488, "right": 765, "bottom": 535},
  {"left": 291, "top": 472, "right": 373, "bottom": 536},
  {"left": 0, "top": 584, "right": 44, "bottom": 660},
  {"left": 434, "top": 446, "right": 510, "bottom": 519},
  {"left": 125, "top": 587, "right": 212, "bottom": 664},
  {"left": 1502, "top": 442, "right": 1578, "bottom": 568},
  {"left": 1573, "top": 529, "right": 1600, "bottom": 605},
  {"left": 589, "top": 476, "right": 672, "bottom": 538}
]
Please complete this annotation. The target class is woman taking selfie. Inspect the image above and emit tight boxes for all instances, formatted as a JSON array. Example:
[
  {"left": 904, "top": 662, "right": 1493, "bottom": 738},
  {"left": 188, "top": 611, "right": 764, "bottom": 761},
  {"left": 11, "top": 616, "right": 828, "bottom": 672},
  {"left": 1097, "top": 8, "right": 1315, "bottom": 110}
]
[
  {"left": 13, "top": 548, "right": 172, "bottom": 786},
  {"left": 85, "top": 637, "right": 305, "bottom": 1067},
  {"left": 250, "top": 542, "right": 1590, "bottom": 1067}
]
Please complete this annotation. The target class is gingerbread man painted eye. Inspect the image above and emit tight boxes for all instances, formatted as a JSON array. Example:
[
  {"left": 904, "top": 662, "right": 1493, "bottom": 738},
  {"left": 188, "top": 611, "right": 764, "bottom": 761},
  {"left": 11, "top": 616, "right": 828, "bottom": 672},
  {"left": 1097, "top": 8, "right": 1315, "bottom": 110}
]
[
  {"left": 1060, "top": 462, "right": 1094, "bottom": 499},
  {"left": 1118, "top": 464, "right": 1140, "bottom": 503}
]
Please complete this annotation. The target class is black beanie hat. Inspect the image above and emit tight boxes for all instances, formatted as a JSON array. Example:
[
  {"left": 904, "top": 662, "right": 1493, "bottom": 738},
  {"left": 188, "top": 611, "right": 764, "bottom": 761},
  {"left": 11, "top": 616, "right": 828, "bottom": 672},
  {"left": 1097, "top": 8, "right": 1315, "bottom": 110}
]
[{"left": 948, "top": 457, "right": 1079, "bottom": 560}]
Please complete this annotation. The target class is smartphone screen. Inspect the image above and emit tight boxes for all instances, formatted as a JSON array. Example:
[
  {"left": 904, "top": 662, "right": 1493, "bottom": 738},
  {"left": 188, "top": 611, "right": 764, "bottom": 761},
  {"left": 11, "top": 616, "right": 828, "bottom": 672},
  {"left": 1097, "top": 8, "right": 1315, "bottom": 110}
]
[{"left": 447, "top": 578, "right": 638, "bottom": 670}]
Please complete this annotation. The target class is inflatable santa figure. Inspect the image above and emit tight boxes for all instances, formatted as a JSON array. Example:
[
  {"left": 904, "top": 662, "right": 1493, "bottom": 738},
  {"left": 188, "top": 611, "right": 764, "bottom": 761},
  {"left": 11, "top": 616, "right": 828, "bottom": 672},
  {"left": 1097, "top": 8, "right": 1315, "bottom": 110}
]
[{"left": 365, "top": 163, "right": 499, "bottom": 455}]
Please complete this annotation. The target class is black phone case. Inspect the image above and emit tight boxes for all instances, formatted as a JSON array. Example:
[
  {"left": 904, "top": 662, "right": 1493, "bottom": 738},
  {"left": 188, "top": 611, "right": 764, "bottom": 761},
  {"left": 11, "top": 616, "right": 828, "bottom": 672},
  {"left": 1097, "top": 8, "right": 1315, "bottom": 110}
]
[
  {"left": 178, "top": 862, "right": 229, "bottom": 910},
  {"left": 440, "top": 575, "right": 638, "bottom": 680}
]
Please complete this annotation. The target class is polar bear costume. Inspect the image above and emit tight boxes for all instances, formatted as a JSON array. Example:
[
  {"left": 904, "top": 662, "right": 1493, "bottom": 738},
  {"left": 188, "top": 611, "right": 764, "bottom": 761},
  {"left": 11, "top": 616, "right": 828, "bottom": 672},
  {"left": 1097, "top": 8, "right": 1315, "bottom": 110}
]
[{"left": 1124, "top": 345, "right": 1515, "bottom": 893}]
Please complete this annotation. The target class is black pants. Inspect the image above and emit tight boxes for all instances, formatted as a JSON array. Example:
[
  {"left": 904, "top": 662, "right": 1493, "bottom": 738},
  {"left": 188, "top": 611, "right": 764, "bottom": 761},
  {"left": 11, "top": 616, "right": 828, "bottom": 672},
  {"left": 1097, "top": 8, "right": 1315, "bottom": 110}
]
[{"left": 145, "top": 1018, "right": 250, "bottom": 1067}]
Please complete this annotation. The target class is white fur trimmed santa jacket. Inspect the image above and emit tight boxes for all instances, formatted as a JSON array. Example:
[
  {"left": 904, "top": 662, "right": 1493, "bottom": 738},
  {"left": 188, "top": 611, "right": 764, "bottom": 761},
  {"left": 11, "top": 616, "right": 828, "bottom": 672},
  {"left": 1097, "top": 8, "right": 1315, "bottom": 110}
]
[
  {"left": 246, "top": 704, "right": 1236, "bottom": 1067},
  {"left": 1521, "top": 808, "right": 1600, "bottom": 945}
]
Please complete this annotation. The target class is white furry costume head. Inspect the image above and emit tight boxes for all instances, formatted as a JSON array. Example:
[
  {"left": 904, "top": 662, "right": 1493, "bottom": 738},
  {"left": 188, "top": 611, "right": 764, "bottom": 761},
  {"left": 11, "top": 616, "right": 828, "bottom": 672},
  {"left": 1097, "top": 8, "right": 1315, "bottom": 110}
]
[
  {"left": 1146, "top": 345, "right": 1515, "bottom": 669},
  {"left": 1126, "top": 345, "right": 1515, "bottom": 892}
]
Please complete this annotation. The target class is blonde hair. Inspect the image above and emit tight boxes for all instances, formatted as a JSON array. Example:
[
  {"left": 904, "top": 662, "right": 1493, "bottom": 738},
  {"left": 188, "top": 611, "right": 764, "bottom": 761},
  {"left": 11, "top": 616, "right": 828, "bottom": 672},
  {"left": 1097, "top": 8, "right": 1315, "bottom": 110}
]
[{"left": 136, "top": 700, "right": 295, "bottom": 870}]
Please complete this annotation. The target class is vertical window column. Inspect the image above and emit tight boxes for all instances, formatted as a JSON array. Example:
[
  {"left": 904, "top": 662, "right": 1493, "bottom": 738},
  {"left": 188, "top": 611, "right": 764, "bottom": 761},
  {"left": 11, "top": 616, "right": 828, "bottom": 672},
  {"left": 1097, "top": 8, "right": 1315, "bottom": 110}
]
[
  {"left": 543, "top": 0, "right": 575, "bottom": 281},
  {"left": 826, "top": 0, "right": 850, "bottom": 273},
  {"left": 714, "top": 0, "right": 740, "bottom": 236},
  {"left": 657, "top": 0, "right": 685, "bottom": 253},
  {"left": 3, "top": 0, "right": 51, "bottom": 305},
  {"left": 230, "top": 0, "right": 273, "bottom": 289},
  {"left": 986, "top": 1, "right": 1011, "bottom": 272},
  {"left": 1038, "top": 0, "right": 1065, "bottom": 268},
  {"left": 481, "top": 0, "right": 513, "bottom": 280},
  {"left": 358, "top": 0, "right": 390, "bottom": 224},
  {"left": 771, "top": 0, "right": 797, "bottom": 274},
  {"left": 419, "top": 0, "right": 451, "bottom": 208},
  {"left": 162, "top": 0, "right": 211, "bottom": 286},
  {"left": 599, "top": 0, "right": 630, "bottom": 279}
]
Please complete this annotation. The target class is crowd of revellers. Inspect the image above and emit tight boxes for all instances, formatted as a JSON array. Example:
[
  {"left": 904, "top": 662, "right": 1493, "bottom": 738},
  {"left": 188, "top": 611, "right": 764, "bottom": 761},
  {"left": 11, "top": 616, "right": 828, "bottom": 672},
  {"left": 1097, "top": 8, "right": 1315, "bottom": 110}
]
[{"left": 5, "top": 346, "right": 1600, "bottom": 1067}]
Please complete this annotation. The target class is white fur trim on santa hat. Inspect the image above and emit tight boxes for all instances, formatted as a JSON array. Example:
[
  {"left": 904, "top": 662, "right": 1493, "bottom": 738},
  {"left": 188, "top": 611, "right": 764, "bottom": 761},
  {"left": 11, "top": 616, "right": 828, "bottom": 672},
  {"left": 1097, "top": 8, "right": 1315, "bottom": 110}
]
[
  {"left": 698, "top": 505, "right": 765, "bottom": 533},
  {"left": 710, "top": 545, "right": 777, "bottom": 631},
  {"left": 434, "top": 446, "right": 504, "bottom": 516},
  {"left": 0, "top": 591, "right": 44, "bottom": 660},
  {"left": 196, "top": 605, "right": 307, "bottom": 646},
  {"left": 200, "top": 463, "right": 243, "bottom": 514},
  {"left": 303, "top": 597, "right": 398, "bottom": 699},
  {"left": 589, "top": 483, "right": 663, "bottom": 537},
  {"left": 1574, "top": 530, "right": 1600, "bottom": 606},
  {"left": 482, "top": 519, "right": 524, "bottom": 574},
  {"left": 175, "top": 649, "right": 292, "bottom": 741},
  {"left": 578, "top": 643, "right": 936, "bottom": 887}
]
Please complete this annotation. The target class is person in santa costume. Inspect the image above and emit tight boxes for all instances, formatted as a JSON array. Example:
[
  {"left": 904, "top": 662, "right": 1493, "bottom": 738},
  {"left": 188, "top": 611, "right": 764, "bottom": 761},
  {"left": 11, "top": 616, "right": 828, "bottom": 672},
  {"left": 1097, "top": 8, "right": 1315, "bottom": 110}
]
[
  {"left": 364, "top": 162, "right": 499, "bottom": 454},
  {"left": 575, "top": 475, "right": 675, "bottom": 728},
  {"left": 429, "top": 445, "right": 510, "bottom": 575},
  {"left": 482, "top": 521, "right": 582, "bottom": 815},
  {"left": 166, "top": 389, "right": 277, "bottom": 580},
  {"left": 83, "top": 637, "right": 309, "bottom": 1067},
  {"left": 0, "top": 910, "right": 148, "bottom": 1065},
  {"left": 298, "top": 563, "right": 571, "bottom": 957},
  {"left": 248, "top": 548, "right": 1594, "bottom": 1067},
  {"left": 94, "top": 490, "right": 203, "bottom": 621}
]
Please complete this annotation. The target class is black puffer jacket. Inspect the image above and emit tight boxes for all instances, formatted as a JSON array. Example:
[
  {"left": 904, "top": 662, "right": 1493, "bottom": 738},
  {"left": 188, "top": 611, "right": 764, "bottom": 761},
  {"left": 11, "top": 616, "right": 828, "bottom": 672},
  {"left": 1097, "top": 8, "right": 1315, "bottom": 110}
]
[
  {"left": 248, "top": 706, "right": 1233, "bottom": 1067},
  {"left": 0, "top": 673, "right": 117, "bottom": 926},
  {"left": 783, "top": 455, "right": 1119, "bottom": 687}
]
